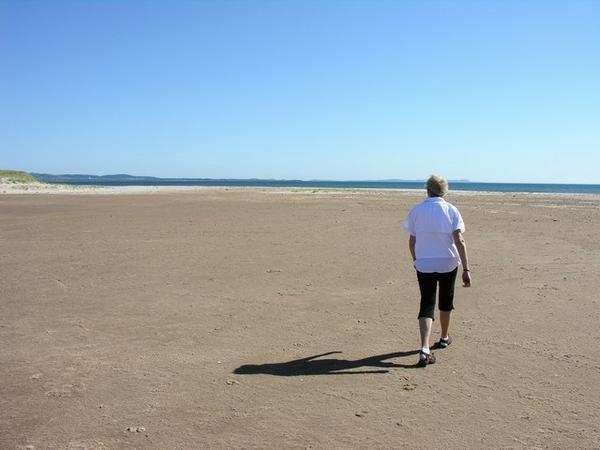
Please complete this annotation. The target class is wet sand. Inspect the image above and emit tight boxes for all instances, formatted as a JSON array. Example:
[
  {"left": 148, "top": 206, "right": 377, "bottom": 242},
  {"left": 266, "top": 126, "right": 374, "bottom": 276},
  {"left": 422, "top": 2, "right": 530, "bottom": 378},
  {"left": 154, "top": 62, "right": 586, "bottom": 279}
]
[{"left": 1, "top": 188, "right": 599, "bottom": 449}]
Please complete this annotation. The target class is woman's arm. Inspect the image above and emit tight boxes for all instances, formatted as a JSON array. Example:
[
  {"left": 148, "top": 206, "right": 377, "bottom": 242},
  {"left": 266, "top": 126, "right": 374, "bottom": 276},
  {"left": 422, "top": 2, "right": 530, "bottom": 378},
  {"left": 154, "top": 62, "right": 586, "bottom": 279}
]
[{"left": 453, "top": 230, "right": 471, "bottom": 287}]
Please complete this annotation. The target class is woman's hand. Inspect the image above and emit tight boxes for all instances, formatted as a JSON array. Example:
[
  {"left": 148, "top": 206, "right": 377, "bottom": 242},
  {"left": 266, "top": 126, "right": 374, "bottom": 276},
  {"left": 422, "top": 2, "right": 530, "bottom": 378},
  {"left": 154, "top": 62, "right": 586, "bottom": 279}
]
[{"left": 462, "top": 270, "right": 472, "bottom": 287}]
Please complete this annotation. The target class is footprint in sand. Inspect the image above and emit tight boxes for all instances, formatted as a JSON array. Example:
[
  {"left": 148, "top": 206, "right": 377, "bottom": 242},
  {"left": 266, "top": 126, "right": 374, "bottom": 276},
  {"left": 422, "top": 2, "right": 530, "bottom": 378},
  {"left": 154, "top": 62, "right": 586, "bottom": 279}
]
[
  {"left": 44, "top": 381, "right": 86, "bottom": 398},
  {"left": 67, "top": 440, "right": 109, "bottom": 450}
]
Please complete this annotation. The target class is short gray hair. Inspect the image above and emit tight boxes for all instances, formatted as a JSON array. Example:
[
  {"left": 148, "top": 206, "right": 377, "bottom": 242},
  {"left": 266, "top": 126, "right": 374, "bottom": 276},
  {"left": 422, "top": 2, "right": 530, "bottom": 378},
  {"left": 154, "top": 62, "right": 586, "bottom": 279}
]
[{"left": 426, "top": 175, "right": 449, "bottom": 197}]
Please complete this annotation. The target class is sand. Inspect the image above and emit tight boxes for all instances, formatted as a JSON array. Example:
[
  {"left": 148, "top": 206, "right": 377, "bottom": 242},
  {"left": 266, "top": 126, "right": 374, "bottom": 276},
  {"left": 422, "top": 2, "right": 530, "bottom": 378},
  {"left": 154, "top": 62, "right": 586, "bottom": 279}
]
[
  {"left": 1, "top": 188, "right": 599, "bottom": 449},
  {"left": 0, "top": 182, "right": 218, "bottom": 195}
]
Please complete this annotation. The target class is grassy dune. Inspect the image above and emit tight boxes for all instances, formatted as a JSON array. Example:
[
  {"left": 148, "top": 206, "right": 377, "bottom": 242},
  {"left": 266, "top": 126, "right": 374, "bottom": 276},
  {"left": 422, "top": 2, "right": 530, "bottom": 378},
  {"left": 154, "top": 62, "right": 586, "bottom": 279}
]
[{"left": 0, "top": 170, "right": 44, "bottom": 184}]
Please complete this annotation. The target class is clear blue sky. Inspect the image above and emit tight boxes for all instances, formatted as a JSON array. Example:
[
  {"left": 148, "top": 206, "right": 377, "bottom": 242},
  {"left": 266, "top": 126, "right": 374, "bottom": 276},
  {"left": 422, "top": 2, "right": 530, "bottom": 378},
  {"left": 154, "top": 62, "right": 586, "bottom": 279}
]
[{"left": 1, "top": 1, "right": 599, "bottom": 183}]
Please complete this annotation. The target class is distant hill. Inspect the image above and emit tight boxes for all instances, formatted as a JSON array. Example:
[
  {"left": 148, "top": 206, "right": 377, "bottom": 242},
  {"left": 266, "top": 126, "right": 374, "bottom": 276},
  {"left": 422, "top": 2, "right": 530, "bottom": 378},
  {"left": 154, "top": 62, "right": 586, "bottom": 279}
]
[
  {"left": 33, "top": 173, "right": 471, "bottom": 183},
  {"left": 32, "top": 173, "right": 161, "bottom": 182}
]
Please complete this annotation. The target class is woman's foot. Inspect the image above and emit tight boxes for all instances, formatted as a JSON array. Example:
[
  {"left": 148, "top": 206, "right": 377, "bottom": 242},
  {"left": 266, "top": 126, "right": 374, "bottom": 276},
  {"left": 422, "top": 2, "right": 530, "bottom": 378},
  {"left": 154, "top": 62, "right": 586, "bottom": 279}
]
[
  {"left": 438, "top": 336, "right": 452, "bottom": 348},
  {"left": 417, "top": 351, "right": 436, "bottom": 367}
]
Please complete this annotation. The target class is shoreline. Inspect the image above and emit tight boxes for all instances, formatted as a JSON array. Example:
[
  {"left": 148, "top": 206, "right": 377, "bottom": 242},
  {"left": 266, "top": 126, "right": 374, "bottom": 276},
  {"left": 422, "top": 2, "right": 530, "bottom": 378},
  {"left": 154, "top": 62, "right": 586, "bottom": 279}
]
[{"left": 1, "top": 182, "right": 600, "bottom": 199}]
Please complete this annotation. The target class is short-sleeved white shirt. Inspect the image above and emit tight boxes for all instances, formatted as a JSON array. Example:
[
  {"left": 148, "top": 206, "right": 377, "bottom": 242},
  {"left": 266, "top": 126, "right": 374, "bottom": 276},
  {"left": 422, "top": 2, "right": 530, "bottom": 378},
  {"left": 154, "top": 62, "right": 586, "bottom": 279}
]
[{"left": 403, "top": 197, "right": 465, "bottom": 273}]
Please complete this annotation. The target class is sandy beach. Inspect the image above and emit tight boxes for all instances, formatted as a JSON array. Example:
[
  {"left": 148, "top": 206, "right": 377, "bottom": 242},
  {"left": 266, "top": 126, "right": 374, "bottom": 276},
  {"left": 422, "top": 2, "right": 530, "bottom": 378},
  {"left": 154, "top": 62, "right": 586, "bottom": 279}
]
[{"left": 1, "top": 188, "right": 599, "bottom": 449}]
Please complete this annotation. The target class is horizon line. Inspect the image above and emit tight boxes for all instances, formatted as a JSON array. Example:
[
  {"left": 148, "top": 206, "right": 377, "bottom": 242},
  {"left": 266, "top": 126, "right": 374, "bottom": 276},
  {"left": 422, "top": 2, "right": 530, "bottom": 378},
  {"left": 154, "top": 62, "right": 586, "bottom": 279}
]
[{"left": 27, "top": 172, "right": 600, "bottom": 186}]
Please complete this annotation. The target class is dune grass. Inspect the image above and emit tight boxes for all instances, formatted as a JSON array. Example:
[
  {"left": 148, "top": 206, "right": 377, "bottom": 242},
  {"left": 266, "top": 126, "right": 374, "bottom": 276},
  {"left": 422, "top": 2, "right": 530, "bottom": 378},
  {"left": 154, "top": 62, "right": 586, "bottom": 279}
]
[{"left": 0, "top": 170, "right": 43, "bottom": 184}]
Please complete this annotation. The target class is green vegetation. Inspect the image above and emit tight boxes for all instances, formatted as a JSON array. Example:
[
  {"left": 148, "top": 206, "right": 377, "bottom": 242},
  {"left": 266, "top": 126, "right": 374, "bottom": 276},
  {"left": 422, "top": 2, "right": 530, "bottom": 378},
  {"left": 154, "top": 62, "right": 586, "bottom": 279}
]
[{"left": 0, "top": 170, "right": 44, "bottom": 184}]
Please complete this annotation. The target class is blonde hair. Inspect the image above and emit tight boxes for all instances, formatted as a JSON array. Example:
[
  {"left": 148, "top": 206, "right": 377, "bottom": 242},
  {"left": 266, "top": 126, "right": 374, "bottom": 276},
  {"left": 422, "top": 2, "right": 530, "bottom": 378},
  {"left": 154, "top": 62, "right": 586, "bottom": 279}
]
[{"left": 426, "top": 175, "right": 449, "bottom": 197}]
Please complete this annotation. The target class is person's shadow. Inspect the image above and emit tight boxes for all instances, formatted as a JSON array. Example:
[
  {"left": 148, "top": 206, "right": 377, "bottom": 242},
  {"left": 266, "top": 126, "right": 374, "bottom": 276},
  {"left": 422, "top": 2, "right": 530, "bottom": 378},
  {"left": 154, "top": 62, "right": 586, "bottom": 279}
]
[{"left": 233, "top": 350, "right": 421, "bottom": 376}]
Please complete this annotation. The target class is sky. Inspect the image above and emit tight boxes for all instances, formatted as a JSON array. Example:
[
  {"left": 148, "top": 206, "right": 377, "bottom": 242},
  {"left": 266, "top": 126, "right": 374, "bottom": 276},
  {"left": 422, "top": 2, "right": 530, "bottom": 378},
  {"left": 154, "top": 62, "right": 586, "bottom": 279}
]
[{"left": 1, "top": 1, "right": 599, "bottom": 183}]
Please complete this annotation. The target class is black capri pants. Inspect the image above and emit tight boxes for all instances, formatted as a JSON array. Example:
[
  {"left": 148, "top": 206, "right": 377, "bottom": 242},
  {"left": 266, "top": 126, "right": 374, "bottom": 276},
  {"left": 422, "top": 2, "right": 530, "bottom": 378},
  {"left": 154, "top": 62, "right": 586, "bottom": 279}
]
[{"left": 416, "top": 267, "right": 458, "bottom": 320}]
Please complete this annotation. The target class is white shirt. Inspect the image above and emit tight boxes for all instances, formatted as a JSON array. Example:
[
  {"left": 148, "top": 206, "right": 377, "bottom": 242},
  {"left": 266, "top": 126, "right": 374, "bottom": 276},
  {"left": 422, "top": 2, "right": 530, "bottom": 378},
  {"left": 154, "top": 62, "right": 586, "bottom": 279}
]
[{"left": 403, "top": 197, "right": 465, "bottom": 273}]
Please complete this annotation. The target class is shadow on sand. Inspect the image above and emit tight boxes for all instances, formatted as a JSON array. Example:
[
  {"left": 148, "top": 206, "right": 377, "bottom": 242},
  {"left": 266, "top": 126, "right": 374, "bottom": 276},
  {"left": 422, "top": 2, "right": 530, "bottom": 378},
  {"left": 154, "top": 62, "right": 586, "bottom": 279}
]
[{"left": 233, "top": 350, "right": 422, "bottom": 376}]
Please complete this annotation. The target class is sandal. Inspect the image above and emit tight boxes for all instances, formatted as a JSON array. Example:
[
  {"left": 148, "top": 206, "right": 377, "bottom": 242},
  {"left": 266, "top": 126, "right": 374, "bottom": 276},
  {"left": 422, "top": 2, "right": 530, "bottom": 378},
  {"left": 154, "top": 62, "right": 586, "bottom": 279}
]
[
  {"left": 418, "top": 351, "right": 436, "bottom": 367},
  {"left": 438, "top": 336, "right": 452, "bottom": 348}
]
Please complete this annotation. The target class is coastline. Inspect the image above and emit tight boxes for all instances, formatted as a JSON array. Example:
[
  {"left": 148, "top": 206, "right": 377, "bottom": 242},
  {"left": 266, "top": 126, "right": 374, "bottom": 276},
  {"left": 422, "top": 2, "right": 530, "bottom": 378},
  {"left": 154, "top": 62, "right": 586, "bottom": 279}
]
[{"left": 1, "top": 182, "right": 599, "bottom": 200}]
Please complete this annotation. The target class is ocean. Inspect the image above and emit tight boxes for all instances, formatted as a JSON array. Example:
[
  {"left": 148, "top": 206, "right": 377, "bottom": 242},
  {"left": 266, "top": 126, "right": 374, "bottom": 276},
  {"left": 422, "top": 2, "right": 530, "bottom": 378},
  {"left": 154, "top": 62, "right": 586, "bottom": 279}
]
[{"left": 46, "top": 179, "right": 600, "bottom": 195}]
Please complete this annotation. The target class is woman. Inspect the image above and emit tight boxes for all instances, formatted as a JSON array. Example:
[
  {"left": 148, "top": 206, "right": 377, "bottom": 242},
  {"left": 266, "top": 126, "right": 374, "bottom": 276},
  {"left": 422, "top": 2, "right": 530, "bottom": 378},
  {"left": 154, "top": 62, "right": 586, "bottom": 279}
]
[{"left": 403, "top": 175, "right": 472, "bottom": 367}]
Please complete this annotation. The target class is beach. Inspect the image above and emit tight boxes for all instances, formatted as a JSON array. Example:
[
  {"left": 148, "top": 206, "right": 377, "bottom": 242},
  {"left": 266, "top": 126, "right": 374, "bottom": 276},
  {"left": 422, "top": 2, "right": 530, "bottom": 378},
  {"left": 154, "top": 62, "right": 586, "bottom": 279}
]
[{"left": 1, "top": 188, "right": 599, "bottom": 449}]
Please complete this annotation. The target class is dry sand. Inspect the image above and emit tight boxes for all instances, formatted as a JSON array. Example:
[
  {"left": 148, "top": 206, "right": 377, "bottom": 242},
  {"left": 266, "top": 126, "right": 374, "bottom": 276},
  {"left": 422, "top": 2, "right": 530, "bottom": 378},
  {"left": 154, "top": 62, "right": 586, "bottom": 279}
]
[{"left": 1, "top": 188, "right": 599, "bottom": 449}]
